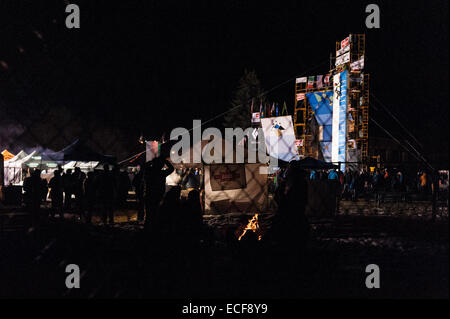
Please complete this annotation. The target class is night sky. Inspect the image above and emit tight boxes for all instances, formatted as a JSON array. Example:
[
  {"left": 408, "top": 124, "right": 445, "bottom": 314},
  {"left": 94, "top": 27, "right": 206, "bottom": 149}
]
[{"left": 0, "top": 0, "right": 448, "bottom": 160}]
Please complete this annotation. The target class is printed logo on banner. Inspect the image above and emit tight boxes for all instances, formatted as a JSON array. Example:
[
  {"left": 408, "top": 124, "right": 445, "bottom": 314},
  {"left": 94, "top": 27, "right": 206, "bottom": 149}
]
[
  {"left": 210, "top": 164, "right": 246, "bottom": 191},
  {"left": 350, "top": 56, "right": 365, "bottom": 71},
  {"left": 341, "top": 36, "right": 350, "bottom": 48},
  {"left": 251, "top": 112, "right": 261, "bottom": 123},
  {"left": 335, "top": 52, "right": 350, "bottom": 66},
  {"left": 332, "top": 70, "right": 348, "bottom": 171},
  {"left": 296, "top": 93, "right": 305, "bottom": 101},
  {"left": 336, "top": 44, "right": 350, "bottom": 57},
  {"left": 307, "top": 76, "right": 315, "bottom": 88}
]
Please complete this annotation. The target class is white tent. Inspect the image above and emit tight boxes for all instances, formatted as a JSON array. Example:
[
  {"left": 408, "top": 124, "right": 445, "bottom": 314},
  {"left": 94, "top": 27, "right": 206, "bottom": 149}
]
[
  {"left": 3, "top": 150, "right": 60, "bottom": 185},
  {"left": 62, "top": 161, "right": 99, "bottom": 172},
  {"left": 167, "top": 137, "right": 269, "bottom": 214},
  {"left": 204, "top": 162, "right": 268, "bottom": 214},
  {"left": 3, "top": 150, "right": 30, "bottom": 186}
]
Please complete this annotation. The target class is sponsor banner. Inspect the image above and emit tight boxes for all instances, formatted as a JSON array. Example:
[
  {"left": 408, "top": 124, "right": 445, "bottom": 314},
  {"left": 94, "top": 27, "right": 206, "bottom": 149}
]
[
  {"left": 336, "top": 44, "right": 350, "bottom": 57},
  {"left": 295, "top": 139, "right": 303, "bottom": 147},
  {"left": 348, "top": 139, "right": 357, "bottom": 149},
  {"left": 261, "top": 116, "right": 298, "bottom": 162},
  {"left": 350, "top": 76, "right": 363, "bottom": 84},
  {"left": 306, "top": 91, "right": 334, "bottom": 126},
  {"left": 350, "top": 56, "right": 365, "bottom": 71},
  {"left": 320, "top": 141, "right": 332, "bottom": 162},
  {"left": 210, "top": 164, "right": 246, "bottom": 191},
  {"left": 307, "top": 76, "right": 315, "bottom": 88},
  {"left": 341, "top": 36, "right": 350, "bottom": 49},
  {"left": 335, "top": 51, "right": 350, "bottom": 66},
  {"left": 296, "top": 77, "right": 307, "bottom": 84},
  {"left": 331, "top": 70, "right": 348, "bottom": 170},
  {"left": 296, "top": 93, "right": 305, "bottom": 101},
  {"left": 251, "top": 112, "right": 261, "bottom": 123}
]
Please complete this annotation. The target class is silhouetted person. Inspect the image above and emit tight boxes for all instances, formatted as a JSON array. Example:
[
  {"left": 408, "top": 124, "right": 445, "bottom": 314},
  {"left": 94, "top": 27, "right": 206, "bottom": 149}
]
[
  {"left": 23, "top": 169, "right": 45, "bottom": 226},
  {"left": 63, "top": 169, "right": 74, "bottom": 211},
  {"left": 132, "top": 166, "right": 145, "bottom": 223},
  {"left": 157, "top": 185, "right": 182, "bottom": 237},
  {"left": 49, "top": 170, "right": 64, "bottom": 219},
  {"left": 419, "top": 171, "right": 429, "bottom": 199},
  {"left": 73, "top": 167, "right": 86, "bottom": 218},
  {"left": 118, "top": 170, "right": 131, "bottom": 207},
  {"left": 182, "top": 168, "right": 200, "bottom": 190},
  {"left": 98, "top": 164, "right": 115, "bottom": 224},
  {"left": 431, "top": 170, "right": 439, "bottom": 221},
  {"left": 143, "top": 157, "right": 174, "bottom": 229},
  {"left": 112, "top": 165, "right": 121, "bottom": 207},
  {"left": 341, "top": 168, "right": 352, "bottom": 200},
  {"left": 181, "top": 189, "right": 204, "bottom": 242},
  {"left": 350, "top": 171, "right": 358, "bottom": 201},
  {"left": 328, "top": 168, "right": 339, "bottom": 180},
  {"left": 269, "top": 162, "right": 310, "bottom": 250},
  {"left": 84, "top": 171, "right": 97, "bottom": 224}
]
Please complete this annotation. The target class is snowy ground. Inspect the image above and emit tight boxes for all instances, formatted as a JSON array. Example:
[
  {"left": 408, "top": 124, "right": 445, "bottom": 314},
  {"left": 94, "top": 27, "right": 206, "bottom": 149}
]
[{"left": 0, "top": 199, "right": 448, "bottom": 298}]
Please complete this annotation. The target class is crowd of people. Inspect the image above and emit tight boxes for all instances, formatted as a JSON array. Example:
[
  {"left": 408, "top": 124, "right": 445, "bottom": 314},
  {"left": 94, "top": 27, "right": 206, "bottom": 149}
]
[
  {"left": 23, "top": 164, "right": 131, "bottom": 225},
  {"left": 308, "top": 167, "right": 447, "bottom": 201},
  {"left": 21, "top": 158, "right": 207, "bottom": 231}
]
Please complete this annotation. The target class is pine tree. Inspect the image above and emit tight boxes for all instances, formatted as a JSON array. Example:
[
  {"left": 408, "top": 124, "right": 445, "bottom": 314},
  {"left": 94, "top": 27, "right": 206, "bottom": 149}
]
[{"left": 223, "top": 69, "right": 265, "bottom": 128}]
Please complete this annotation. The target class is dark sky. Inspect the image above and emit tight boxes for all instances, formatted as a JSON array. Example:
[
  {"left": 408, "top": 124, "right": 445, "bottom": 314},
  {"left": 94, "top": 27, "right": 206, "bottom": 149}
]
[{"left": 0, "top": 0, "right": 448, "bottom": 159}]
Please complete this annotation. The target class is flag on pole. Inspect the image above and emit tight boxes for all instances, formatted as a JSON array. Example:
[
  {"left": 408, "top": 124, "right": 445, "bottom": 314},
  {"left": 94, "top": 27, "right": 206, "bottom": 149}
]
[
  {"left": 271, "top": 103, "right": 275, "bottom": 117},
  {"left": 307, "top": 76, "right": 315, "bottom": 88},
  {"left": 250, "top": 99, "right": 254, "bottom": 114},
  {"left": 316, "top": 75, "right": 323, "bottom": 88},
  {"left": 275, "top": 103, "right": 279, "bottom": 116},
  {"left": 281, "top": 101, "right": 288, "bottom": 115},
  {"left": 324, "top": 74, "right": 331, "bottom": 86}
]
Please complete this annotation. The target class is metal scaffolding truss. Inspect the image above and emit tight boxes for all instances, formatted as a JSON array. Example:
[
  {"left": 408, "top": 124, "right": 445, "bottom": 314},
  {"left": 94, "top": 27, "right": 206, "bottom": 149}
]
[{"left": 294, "top": 34, "right": 370, "bottom": 168}]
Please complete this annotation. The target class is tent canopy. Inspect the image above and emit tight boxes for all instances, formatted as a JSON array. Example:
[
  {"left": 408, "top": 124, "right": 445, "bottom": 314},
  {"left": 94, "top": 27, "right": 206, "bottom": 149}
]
[
  {"left": 1, "top": 149, "right": 15, "bottom": 161},
  {"left": 5, "top": 150, "right": 28, "bottom": 164},
  {"left": 294, "top": 157, "right": 338, "bottom": 169},
  {"left": 43, "top": 139, "right": 116, "bottom": 163}
]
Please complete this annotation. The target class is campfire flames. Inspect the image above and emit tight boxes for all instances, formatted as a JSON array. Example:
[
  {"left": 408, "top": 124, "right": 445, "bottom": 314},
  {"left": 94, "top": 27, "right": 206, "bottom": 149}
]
[{"left": 237, "top": 213, "right": 262, "bottom": 241}]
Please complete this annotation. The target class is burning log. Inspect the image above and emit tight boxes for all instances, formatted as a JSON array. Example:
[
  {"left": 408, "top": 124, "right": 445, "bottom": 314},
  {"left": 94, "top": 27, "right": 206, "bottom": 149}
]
[{"left": 236, "top": 213, "right": 262, "bottom": 241}]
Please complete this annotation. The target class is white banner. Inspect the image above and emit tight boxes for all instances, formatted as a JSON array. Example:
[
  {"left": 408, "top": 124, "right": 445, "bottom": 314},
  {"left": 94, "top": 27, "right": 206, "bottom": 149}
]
[
  {"left": 331, "top": 71, "right": 348, "bottom": 170},
  {"left": 261, "top": 116, "right": 297, "bottom": 162},
  {"left": 335, "top": 51, "right": 350, "bottom": 66},
  {"left": 341, "top": 36, "right": 350, "bottom": 49},
  {"left": 332, "top": 74, "right": 340, "bottom": 163},
  {"left": 336, "top": 44, "right": 350, "bottom": 57},
  {"left": 296, "top": 77, "right": 307, "bottom": 84},
  {"left": 296, "top": 93, "right": 305, "bottom": 101},
  {"left": 350, "top": 56, "right": 365, "bottom": 71},
  {"left": 251, "top": 112, "right": 261, "bottom": 123}
]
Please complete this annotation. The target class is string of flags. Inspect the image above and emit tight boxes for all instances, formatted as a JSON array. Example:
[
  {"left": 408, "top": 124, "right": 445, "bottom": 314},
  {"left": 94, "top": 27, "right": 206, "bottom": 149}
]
[
  {"left": 296, "top": 74, "right": 333, "bottom": 92},
  {"left": 251, "top": 99, "right": 290, "bottom": 123}
]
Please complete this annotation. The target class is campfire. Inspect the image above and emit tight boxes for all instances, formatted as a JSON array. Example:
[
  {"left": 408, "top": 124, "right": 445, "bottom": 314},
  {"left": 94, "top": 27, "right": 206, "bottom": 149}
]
[{"left": 237, "top": 213, "right": 262, "bottom": 241}]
